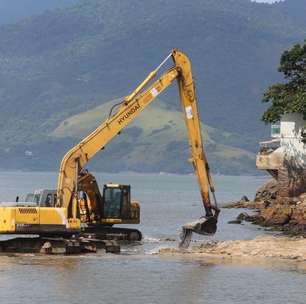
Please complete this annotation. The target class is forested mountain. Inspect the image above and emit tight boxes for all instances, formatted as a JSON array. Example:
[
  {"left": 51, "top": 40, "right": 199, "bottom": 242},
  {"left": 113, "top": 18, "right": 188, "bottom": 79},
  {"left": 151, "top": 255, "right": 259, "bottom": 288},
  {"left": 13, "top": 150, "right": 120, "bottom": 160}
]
[
  {"left": 0, "top": 0, "right": 305, "bottom": 174},
  {"left": 0, "top": 0, "right": 76, "bottom": 24}
]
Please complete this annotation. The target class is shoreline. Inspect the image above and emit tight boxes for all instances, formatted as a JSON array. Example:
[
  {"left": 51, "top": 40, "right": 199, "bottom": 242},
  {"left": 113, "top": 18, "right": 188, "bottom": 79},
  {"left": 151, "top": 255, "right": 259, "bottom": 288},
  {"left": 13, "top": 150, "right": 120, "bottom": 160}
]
[
  {"left": 158, "top": 235, "right": 306, "bottom": 268},
  {"left": 224, "top": 179, "right": 306, "bottom": 237}
]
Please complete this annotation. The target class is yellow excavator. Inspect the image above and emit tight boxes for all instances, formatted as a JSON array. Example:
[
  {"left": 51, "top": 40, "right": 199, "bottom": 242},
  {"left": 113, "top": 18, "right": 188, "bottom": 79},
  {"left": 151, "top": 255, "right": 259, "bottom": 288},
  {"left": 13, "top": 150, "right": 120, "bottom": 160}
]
[{"left": 0, "top": 49, "right": 219, "bottom": 252}]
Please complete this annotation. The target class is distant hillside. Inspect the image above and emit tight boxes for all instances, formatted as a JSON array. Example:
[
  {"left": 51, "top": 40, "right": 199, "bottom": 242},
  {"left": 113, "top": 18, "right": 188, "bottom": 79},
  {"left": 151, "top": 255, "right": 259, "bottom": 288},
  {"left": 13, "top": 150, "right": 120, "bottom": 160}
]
[
  {"left": 0, "top": 0, "right": 305, "bottom": 174},
  {"left": 0, "top": 0, "right": 76, "bottom": 24},
  {"left": 50, "top": 99, "right": 255, "bottom": 174}
]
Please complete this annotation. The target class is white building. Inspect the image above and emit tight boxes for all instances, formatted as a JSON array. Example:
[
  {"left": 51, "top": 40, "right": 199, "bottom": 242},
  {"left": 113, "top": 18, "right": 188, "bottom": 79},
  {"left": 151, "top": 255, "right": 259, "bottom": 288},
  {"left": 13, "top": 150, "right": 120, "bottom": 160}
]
[{"left": 256, "top": 113, "right": 306, "bottom": 197}]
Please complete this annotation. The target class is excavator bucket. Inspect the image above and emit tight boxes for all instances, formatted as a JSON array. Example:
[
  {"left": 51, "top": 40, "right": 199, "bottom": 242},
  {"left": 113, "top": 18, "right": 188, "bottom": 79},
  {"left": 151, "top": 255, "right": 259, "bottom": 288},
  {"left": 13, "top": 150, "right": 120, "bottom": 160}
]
[{"left": 179, "top": 216, "right": 218, "bottom": 249}]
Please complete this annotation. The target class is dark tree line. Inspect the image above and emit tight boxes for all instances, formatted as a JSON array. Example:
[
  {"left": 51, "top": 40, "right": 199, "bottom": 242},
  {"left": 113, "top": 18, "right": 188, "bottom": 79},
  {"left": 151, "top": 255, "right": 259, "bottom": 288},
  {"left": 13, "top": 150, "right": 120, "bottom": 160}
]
[{"left": 262, "top": 41, "right": 306, "bottom": 123}]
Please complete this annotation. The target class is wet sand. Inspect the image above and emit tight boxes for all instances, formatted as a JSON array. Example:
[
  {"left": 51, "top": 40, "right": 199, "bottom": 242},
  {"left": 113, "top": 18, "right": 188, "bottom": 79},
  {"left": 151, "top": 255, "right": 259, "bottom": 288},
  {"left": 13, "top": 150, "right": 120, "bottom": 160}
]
[{"left": 158, "top": 236, "right": 306, "bottom": 267}]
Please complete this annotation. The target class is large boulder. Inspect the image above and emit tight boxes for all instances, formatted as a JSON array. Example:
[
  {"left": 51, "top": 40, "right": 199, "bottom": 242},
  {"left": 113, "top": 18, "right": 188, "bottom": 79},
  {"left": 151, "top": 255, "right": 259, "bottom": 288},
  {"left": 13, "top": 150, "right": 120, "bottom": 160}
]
[
  {"left": 261, "top": 203, "right": 292, "bottom": 226},
  {"left": 228, "top": 179, "right": 306, "bottom": 234},
  {"left": 255, "top": 179, "right": 278, "bottom": 203},
  {"left": 290, "top": 202, "right": 306, "bottom": 227}
]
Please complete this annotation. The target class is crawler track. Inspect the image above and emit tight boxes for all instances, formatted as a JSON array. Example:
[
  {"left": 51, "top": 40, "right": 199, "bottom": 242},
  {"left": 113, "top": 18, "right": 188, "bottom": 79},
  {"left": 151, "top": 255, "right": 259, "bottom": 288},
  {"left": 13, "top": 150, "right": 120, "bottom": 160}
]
[{"left": 0, "top": 226, "right": 141, "bottom": 254}]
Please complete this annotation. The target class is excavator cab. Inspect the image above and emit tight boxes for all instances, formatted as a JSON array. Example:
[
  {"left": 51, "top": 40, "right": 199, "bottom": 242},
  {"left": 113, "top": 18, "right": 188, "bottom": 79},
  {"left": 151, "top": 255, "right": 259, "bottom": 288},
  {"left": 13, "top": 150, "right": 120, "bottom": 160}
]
[
  {"left": 78, "top": 172, "right": 140, "bottom": 225},
  {"left": 102, "top": 184, "right": 131, "bottom": 220},
  {"left": 0, "top": 50, "right": 221, "bottom": 250}
]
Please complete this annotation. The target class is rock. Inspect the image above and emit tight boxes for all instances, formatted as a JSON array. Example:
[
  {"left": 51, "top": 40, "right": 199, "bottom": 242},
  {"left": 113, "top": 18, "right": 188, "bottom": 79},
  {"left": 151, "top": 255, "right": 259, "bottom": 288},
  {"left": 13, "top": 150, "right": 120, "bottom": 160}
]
[
  {"left": 291, "top": 205, "right": 306, "bottom": 227},
  {"left": 300, "top": 201, "right": 306, "bottom": 207},
  {"left": 255, "top": 179, "right": 278, "bottom": 202},
  {"left": 225, "top": 178, "right": 306, "bottom": 235},
  {"left": 299, "top": 193, "right": 306, "bottom": 203},
  {"left": 163, "top": 237, "right": 176, "bottom": 242},
  {"left": 40, "top": 242, "right": 53, "bottom": 254},
  {"left": 228, "top": 219, "right": 242, "bottom": 224},
  {"left": 240, "top": 195, "right": 249, "bottom": 203},
  {"left": 236, "top": 212, "right": 259, "bottom": 222},
  {"left": 237, "top": 212, "right": 249, "bottom": 221},
  {"left": 262, "top": 204, "right": 292, "bottom": 226},
  {"left": 223, "top": 196, "right": 254, "bottom": 209},
  {"left": 254, "top": 199, "right": 270, "bottom": 209}
]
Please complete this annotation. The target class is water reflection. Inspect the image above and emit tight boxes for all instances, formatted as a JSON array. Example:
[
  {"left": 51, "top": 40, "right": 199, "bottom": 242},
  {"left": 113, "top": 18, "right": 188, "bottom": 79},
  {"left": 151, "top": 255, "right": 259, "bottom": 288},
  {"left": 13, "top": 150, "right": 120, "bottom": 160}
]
[{"left": 0, "top": 172, "right": 305, "bottom": 304}]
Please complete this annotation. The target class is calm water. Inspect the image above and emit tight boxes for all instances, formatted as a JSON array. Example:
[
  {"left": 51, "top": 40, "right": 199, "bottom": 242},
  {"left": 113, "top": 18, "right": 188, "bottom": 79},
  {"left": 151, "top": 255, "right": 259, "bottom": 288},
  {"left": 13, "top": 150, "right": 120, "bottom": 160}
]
[{"left": 0, "top": 172, "right": 305, "bottom": 304}]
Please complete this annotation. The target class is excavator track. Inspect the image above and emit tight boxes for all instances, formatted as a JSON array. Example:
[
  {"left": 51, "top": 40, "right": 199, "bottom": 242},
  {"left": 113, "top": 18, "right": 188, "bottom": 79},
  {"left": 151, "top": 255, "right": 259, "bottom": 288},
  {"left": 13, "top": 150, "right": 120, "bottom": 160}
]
[
  {"left": 82, "top": 226, "right": 142, "bottom": 242},
  {"left": 0, "top": 226, "right": 141, "bottom": 254},
  {"left": 0, "top": 50, "right": 219, "bottom": 251},
  {"left": 0, "top": 235, "right": 121, "bottom": 254}
]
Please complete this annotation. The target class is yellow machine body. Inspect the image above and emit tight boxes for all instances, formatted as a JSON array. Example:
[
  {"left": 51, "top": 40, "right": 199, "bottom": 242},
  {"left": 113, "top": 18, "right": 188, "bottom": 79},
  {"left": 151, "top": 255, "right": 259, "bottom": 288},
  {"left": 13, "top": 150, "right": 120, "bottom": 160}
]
[
  {"left": 0, "top": 206, "right": 80, "bottom": 234},
  {"left": 89, "top": 201, "right": 140, "bottom": 225},
  {"left": 0, "top": 49, "right": 218, "bottom": 237}
]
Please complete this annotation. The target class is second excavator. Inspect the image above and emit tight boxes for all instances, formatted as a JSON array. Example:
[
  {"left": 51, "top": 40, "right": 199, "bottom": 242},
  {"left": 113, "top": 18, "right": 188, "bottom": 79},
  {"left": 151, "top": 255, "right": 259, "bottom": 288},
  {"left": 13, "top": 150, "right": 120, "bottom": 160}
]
[{"left": 0, "top": 49, "right": 220, "bottom": 252}]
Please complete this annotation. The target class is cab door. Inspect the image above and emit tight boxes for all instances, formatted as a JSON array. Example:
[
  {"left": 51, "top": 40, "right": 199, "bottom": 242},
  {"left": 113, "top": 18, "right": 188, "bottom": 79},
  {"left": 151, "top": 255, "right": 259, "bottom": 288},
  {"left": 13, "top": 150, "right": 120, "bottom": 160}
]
[{"left": 103, "top": 186, "right": 122, "bottom": 219}]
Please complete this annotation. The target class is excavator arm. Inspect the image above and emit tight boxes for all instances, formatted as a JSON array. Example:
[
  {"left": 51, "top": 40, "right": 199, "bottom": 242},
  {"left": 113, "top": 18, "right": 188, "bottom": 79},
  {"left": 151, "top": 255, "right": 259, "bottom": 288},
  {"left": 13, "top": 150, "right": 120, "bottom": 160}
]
[
  {"left": 57, "top": 49, "right": 219, "bottom": 241},
  {"left": 56, "top": 67, "right": 179, "bottom": 210}
]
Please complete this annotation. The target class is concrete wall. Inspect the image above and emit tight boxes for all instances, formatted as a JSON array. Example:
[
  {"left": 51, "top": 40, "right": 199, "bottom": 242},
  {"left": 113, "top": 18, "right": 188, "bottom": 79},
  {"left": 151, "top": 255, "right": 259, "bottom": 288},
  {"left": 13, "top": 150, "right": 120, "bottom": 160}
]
[
  {"left": 257, "top": 113, "right": 306, "bottom": 198},
  {"left": 278, "top": 113, "right": 306, "bottom": 197},
  {"left": 280, "top": 113, "right": 306, "bottom": 168}
]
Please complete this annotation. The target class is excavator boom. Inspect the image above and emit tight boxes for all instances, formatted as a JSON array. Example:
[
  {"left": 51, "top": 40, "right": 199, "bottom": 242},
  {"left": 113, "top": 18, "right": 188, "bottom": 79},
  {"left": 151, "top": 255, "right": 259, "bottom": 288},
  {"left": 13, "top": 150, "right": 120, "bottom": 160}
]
[
  {"left": 57, "top": 49, "right": 220, "bottom": 246},
  {"left": 0, "top": 49, "right": 220, "bottom": 254}
]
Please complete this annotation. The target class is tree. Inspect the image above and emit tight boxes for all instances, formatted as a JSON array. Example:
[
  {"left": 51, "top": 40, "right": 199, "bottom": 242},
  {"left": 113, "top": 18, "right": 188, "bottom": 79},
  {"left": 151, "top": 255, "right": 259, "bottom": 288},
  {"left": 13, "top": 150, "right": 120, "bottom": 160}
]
[{"left": 262, "top": 41, "right": 306, "bottom": 123}]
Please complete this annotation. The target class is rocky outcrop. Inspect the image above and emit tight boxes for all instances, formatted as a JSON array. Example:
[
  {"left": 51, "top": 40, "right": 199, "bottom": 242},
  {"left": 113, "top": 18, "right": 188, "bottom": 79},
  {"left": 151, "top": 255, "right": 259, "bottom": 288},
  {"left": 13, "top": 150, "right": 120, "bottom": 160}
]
[
  {"left": 278, "top": 162, "right": 306, "bottom": 198},
  {"left": 227, "top": 179, "right": 306, "bottom": 235},
  {"left": 291, "top": 200, "right": 306, "bottom": 227},
  {"left": 255, "top": 179, "right": 278, "bottom": 203},
  {"left": 261, "top": 202, "right": 292, "bottom": 226}
]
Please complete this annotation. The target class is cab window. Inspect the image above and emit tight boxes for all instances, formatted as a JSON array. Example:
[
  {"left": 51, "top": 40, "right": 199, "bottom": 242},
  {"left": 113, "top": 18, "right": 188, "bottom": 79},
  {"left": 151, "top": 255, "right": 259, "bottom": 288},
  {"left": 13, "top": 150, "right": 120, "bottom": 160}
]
[
  {"left": 45, "top": 194, "right": 52, "bottom": 207},
  {"left": 33, "top": 194, "right": 40, "bottom": 205},
  {"left": 104, "top": 188, "right": 122, "bottom": 218}
]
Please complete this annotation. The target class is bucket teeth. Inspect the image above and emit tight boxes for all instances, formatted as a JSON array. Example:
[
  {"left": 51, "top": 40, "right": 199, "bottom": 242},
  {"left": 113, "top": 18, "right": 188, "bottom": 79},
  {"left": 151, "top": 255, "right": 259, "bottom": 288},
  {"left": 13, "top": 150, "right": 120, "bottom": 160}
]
[
  {"left": 179, "top": 216, "right": 218, "bottom": 248},
  {"left": 179, "top": 228, "right": 193, "bottom": 249}
]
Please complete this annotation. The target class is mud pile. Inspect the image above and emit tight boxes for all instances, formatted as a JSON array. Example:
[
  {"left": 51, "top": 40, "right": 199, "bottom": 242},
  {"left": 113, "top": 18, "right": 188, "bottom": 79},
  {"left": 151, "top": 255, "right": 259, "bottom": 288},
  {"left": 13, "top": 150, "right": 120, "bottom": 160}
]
[{"left": 159, "top": 236, "right": 306, "bottom": 263}]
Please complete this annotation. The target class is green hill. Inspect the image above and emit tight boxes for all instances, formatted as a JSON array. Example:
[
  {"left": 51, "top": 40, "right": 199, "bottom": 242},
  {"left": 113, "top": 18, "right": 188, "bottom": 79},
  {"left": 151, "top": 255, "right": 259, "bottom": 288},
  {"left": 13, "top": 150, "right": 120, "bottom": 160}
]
[
  {"left": 51, "top": 98, "right": 255, "bottom": 174},
  {"left": 0, "top": 0, "right": 305, "bottom": 173}
]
